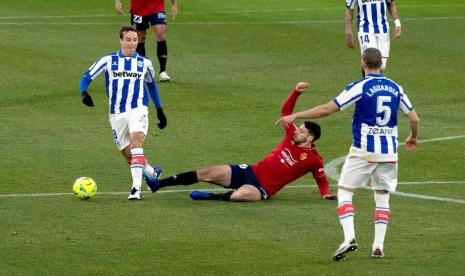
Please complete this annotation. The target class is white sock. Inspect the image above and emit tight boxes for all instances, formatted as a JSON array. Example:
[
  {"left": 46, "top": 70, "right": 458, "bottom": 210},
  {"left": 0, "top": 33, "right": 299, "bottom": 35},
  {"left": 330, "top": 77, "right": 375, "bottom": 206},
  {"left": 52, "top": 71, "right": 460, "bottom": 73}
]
[
  {"left": 143, "top": 163, "right": 155, "bottom": 177},
  {"left": 130, "top": 148, "right": 145, "bottom": 190},
  {"left": 373, "top": 192, "right": 390, "bottom": 251},
  {"left": 338, "top": 188, "right": 355, "bottom": 242}
]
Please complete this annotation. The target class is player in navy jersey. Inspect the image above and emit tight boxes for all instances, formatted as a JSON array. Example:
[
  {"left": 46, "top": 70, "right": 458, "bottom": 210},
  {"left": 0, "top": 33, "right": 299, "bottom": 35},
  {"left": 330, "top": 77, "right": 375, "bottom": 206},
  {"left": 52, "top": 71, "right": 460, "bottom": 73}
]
[
  {"left": 345, "top": 0, "right": 401, "bottom": 73},
  {"left": 79, "top": 26, "right": 168, "bottom": 200},
  {"left": 144, "top": 82, "right": 337, "bottom": 202},
  {"left": 278, "top": 48, "right": 419, "bottom": 260},
  {"left": 115, "top": 0, "right": 178, "bottom": 82}
]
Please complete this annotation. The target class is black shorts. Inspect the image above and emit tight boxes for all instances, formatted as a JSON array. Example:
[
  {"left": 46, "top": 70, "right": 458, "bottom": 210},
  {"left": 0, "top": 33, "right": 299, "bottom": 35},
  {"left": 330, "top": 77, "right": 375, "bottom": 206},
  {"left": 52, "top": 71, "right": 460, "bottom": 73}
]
[
  {"left": 131, "top": 12, "right": 167, "bottom": 31},
  {"left": 229, "top": 164, "right": 269, "bottom": 200}
]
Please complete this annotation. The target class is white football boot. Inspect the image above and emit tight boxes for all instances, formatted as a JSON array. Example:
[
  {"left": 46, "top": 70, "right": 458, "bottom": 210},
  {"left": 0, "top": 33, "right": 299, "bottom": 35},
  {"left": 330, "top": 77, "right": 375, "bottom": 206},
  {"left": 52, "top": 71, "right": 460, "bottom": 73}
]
[
  {"left": 128, "top": 187, "right": 141, "bottom": 200},
  {"left": 159, "top": 71, "right": 171, "bottom": 82}
]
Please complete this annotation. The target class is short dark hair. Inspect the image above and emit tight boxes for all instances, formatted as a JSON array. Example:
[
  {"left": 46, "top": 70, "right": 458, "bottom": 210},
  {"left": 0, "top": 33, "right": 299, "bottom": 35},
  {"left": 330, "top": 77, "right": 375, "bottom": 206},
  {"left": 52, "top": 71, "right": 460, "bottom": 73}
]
[
  {"left": 304, "top": 121, "right": 321, "bottom": 142},
  {"left": 362, "top": 48, "right": 383, "bottom": 69},
  {"left": 119, "top": 25, "right": 137, "bottom": 39}
]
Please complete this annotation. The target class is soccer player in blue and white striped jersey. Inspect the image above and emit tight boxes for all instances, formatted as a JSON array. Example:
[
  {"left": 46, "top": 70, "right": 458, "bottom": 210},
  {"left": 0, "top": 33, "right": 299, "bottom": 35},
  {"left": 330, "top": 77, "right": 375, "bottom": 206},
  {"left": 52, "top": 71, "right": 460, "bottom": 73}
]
[
  {"left": 277, "top": 48, "right": 420, "bottom": 260},
  {"left": 345, "top": 0, "right": 402, "bottom": 72},
  {"left": 79, "top": 25, "right": 167, "bottom": 200}
]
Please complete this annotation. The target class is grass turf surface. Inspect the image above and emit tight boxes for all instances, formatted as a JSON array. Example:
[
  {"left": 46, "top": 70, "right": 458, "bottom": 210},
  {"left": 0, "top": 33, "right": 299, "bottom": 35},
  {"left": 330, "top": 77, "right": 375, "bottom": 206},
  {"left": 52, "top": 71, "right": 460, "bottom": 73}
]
[{"left": 1, "top": 0, "right": 465, "bottom": 274}]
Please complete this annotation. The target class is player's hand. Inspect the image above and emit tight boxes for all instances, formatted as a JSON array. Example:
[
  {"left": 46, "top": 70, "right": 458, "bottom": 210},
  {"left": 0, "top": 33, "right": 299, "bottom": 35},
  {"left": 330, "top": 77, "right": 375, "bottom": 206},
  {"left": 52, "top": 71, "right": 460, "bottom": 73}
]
[
  {"left": 404, "top": 135, "right": 417, "bottom": 151},
  {"left": 275, "top": 114, "right": 297, "bottom": 127},
  {"left": 394, "top": 26, "right": 401, "bottom": 39},
  {"left": 346, "top": 33, "right": 355, "bottom": 49},
  {"left": 172, "top": 4, "right": 178, "bottom": 20},
  {"left": 115, "top": 0, "right": 124, "bottom": 15},
  {"left": 156, "top": 107, "right": 167, "bottom": 129},
  {"left": 323, "top": 194, "right": 337, "bottom": 200},
  {"left": 295, "top": 82, "right": 310, "bottom": 93},
  {"left": 81, "top": 92, "right": 94, "bottom": 107}
]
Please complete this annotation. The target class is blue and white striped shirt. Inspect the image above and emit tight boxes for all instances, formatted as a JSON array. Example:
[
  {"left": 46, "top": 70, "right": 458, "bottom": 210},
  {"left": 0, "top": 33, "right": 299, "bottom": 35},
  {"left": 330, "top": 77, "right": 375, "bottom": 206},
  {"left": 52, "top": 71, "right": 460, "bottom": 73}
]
[
  {"left": 79, "top": 50, "right": 162, "bottom": 114},
  {"left": 346, "top": 0, "right": 392, "bottom": 34},
  {"left": 333, "top": 74, "right": 413, "bottom": 162}
]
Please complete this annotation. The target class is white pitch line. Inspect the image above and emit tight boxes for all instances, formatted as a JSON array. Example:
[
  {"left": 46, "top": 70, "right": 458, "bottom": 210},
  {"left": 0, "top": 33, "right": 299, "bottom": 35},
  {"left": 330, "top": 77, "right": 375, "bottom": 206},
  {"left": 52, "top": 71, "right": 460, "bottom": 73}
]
[
  {"left": 391, "top": 191, "right": 465, "bottom": 204},
  {"left": 1, "top": 4, "right": 464, "bottom": 19},
  {"left": 1, "top": 182, "right": 464, "bottom": 199},
  {"left": 399, "top": 181, "right": 465, "bottom": 185},
  {"left": 0, "top": 17, "right": 464, "bottom": 26}
]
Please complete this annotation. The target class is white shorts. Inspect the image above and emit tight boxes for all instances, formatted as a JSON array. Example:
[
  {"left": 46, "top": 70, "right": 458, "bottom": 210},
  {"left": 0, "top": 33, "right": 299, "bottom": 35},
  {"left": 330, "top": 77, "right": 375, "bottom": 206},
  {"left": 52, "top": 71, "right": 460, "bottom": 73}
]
[
  {"left": 338, "top": 154, "right": 398, "bottom": 192},
  {"left": 358, "top": 32, "right": 390, "bottom": 58},
  {"left": 109, "top": 107, "right": 149, "bottom": 151}
]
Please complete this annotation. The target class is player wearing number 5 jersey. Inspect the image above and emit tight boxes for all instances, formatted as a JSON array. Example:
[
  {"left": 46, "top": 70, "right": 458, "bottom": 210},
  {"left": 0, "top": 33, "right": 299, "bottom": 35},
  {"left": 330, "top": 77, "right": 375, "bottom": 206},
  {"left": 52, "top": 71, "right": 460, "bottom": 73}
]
[
  {"left": 79, "top": 26, "right": 167, "bottom": 201},
  {"left": 345, "top": 0, "right": 401, "bottom": 73},
  {"left": 278, "top": 48, "right": 420, "bottom": 260}
]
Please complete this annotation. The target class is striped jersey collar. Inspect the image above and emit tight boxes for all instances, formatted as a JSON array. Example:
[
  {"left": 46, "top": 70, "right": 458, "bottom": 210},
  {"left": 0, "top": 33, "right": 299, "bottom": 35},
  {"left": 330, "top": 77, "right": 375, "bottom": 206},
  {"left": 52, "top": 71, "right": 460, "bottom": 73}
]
[{"left": 117, "top": 50, "right": 138, "bottom": 59}]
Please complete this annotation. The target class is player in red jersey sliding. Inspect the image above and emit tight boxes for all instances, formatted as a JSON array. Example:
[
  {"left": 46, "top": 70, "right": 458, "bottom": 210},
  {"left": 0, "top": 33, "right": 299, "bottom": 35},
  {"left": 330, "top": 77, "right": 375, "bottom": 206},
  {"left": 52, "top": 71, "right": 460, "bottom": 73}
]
[
  {"left": 115, "top": 0, "right": 178, "bottom": 82},
  {"left": 145, "top": 82, "right": 337, "bottom": 201}
]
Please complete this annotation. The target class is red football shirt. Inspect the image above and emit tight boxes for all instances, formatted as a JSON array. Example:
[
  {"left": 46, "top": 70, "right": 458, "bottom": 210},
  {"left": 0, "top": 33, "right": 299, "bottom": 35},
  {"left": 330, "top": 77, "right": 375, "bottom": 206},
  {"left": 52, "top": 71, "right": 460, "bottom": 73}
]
[
  {"left": 251, "top": 90, "right": 330, "bottom": 198},
  {"left": 130, "top": 0, "right": 165, "bottom": 16}
]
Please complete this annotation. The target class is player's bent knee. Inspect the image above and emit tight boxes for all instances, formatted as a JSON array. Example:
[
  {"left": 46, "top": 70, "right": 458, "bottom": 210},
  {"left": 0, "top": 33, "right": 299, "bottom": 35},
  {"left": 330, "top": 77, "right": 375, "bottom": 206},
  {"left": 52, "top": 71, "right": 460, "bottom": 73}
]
[
  {"left": 197, "top": 168, "right": 218, "bottom": 182},
  {"left": 230, "top": 189, "right": 261, "bottom": 202}
]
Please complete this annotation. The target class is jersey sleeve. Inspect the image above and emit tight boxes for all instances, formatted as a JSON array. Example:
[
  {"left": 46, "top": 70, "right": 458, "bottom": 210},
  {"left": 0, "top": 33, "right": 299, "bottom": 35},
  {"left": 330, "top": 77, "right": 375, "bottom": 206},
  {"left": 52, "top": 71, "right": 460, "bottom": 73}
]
[
  {"left": 144, "top": 60, "right": 162, "bottom": 108},
  {"left": 333, "top": 81, "right": 363, "bottom": 111},
  {"left": 399, "top": 86, "right": 414, "bottom": 114},
  {"left": 284, "top": 124, "right": 298, "bottom": 139},
  {"left": 281, "top": 89, "right": 300, "bottom": 116},
  {"left": 144, "top": 60, "right": 156, "bottom": 84},
  {"left": 79, "top": 56, "right": 108, "bottom": 93},
  {"left": 310, "top": 159, "right": 330, "bottom": 197},
  {"left": 346, "top": 0, "right": 357, "bottom": 9}
]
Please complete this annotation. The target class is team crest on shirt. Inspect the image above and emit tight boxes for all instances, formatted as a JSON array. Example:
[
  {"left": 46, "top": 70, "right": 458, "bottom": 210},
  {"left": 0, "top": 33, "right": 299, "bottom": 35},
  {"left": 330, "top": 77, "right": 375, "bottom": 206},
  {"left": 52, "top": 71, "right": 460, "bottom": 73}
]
[
  {"left": 137, "top": 61, "right": 144, "bottom": 67},
  {"left": 300, "top": 153, "right": 308, "bottom": 160}
]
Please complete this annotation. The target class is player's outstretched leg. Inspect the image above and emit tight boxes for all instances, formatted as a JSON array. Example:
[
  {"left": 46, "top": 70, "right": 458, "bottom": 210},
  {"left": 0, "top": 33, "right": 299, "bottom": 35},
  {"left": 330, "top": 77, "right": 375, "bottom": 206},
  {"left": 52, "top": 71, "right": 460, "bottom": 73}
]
[{"left": 147, "top": 171, "right": 199, "bottom": 193}]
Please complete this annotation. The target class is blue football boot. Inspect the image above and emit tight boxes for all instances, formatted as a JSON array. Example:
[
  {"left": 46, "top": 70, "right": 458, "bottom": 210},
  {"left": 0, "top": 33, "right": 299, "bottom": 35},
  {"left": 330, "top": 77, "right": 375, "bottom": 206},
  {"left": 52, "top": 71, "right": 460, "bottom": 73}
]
[
  {"left": 190, "top": 191, "right": 216, "bottom": 200},
  {"left": 144, "top": 166, "right": 163, "bottom": 192}
]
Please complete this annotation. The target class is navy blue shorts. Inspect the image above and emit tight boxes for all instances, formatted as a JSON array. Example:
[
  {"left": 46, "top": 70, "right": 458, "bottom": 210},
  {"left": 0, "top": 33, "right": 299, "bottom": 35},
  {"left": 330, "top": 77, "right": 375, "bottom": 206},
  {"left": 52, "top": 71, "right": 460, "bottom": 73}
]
[
  {"left": 229, "top": 164, "right": 268, "bottom": 200},
  {"left": 131, "top": 12, "right": 167, "bottom": 31}
]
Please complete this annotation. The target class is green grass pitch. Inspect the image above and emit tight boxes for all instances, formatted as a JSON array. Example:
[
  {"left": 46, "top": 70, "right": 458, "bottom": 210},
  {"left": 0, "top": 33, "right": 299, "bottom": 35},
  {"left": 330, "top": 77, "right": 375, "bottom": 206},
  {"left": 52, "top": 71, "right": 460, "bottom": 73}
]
[{"left": 1, "top": 0, "right": 465, "bottom": 275}]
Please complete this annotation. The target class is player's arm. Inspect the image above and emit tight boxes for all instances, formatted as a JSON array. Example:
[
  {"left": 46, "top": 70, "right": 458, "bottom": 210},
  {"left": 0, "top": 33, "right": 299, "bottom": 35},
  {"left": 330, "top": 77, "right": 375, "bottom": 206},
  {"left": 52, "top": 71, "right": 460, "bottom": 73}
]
[
  {"left": 279, "top": 82, "right": 309, "bottom": 131},
  {"left": 146, "top": 62, "right": 167, "bottom": 129},
  {"left": 399, "top": 89, "right": 419, "bottom": 151},
  {"left": 79, "top": 57, "right": 108, "bottom": 107},
  {"left": 310, "top": 165, "right": 337, "bottom": 200},
  {"left": 281, "top": 82, "right": 309, "bottom": 117},
  {"left": 115, "top": 0, "right": 124, "bottom": 15},
  {"left": 277, "top": 101, "right": 339, "bottom": 127},
  {"left": 345, "top": 8, "right": 356, "bottom": 49},
  {"left": 404, "top": 110, "right": 419, "bottom": 151},
  {"left": 277, "top": 81, "right": 363, "bottom": 126},
  {"left": 171, "top": 0, "right": 178, "bottom": 20},
  {"left": 387, "top": 1, "right": 401, "bottom": 39}
]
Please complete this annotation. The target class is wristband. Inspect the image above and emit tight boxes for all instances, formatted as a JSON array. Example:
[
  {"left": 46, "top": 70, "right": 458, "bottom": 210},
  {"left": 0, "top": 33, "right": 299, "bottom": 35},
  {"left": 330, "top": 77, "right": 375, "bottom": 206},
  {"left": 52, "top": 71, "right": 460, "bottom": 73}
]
[{"left": 394, "top": 19, "right": 401, "bottom": 27}]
